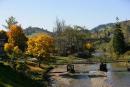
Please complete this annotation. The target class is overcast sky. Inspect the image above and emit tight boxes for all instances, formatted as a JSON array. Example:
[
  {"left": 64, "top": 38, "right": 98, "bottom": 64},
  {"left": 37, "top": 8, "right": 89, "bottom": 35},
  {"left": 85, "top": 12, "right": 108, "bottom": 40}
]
[{"left": 0, "top": 0, "right": 130, "bottom": 31}]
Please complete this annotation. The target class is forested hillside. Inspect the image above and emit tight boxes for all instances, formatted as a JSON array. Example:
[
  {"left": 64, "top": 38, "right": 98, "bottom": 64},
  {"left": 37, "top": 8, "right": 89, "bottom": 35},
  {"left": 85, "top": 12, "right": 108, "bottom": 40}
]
[
  {"left": 24, "top": 27, "right": 52, "bottom": 36},
  {"left": 91, "top": 20, "right": 130, "bottom": 32}
]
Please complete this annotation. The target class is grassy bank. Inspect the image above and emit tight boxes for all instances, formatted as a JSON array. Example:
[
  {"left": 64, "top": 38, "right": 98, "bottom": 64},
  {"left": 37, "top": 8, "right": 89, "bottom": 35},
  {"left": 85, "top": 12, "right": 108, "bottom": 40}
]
[
  {"left": 54, "top": 56, "right": 84, "bottom": 64},
  {"left": 0, "top": 63, "right": 42, "bottom": 87},
  {"left": 0, "top": 62, "right": 54, "bottom": 87}
]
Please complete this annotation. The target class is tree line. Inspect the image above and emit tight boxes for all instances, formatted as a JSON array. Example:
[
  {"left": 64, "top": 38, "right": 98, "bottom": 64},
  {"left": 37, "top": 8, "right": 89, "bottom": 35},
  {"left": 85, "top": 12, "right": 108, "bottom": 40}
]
[{"left": 0, "top": 16, "right": 94, "bottom": 68}]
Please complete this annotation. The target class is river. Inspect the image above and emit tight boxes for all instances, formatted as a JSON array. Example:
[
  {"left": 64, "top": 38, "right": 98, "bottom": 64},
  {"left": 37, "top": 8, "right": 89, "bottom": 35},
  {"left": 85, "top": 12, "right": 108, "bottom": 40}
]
[{"left": 48, "top": 63, "right": 130, "bottom": 87}]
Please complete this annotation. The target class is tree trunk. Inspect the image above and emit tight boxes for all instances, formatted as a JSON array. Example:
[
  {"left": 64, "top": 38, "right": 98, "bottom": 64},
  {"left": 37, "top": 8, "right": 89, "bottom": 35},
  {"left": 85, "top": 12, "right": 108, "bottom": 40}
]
[
  {"left": 38, "top": 60, "right": 41, "bottom": 67},
  {"left": 38, "top": 57, "right": 41, "bottom": 67}
]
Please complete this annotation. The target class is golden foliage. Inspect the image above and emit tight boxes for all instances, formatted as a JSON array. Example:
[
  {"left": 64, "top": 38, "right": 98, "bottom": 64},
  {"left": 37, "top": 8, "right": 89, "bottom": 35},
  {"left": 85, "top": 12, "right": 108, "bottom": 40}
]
[
  {"left": 13, "top": 46, "right": 22, "bottom": 55},
  {"left": 4, "top": 43, "right": 22, "bottom": 58},
  {"left": 4, "top": 25, "right": 27, "bottom": 59},
  {"left": 8, "top": 25, "right": 23, "bottom": 42},
  {"left": 85, "top": 43, "right": 93, "bottom": 50},
  {"left": 4, "top": 43, "right": 14, "bottom": 53},
  {"left": 26, "top": 33, "right": 54, "bottom": 59},
  {"left": 7, "top": 25, "right": 27, "bottom": 51}
]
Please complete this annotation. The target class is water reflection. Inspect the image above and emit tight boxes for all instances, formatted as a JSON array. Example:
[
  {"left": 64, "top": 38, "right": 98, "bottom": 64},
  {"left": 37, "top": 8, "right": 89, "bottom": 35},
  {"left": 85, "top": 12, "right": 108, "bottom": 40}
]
[
  {"left": 60, "top": 73, "right": 88, "bottom": 79},
  {"left": 50, "top": 63, "right": 130, "bottom": 87},
  {"left": 108, "top": 63, "right": 130, "bottom": 87}
]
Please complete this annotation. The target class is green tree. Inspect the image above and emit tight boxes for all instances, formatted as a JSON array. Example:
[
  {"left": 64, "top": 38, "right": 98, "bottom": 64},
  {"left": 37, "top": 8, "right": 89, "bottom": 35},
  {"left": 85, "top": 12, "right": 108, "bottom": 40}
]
[
  {"left": 53, "top": 18, "right": 65, "bottom": 55},
  {"left": 3, "top": 16, "right": 18, "bottom": 29},
  {"left": 0, "top": 30, "right": 8, "bottom": 58},
  {"left": 54, "top": 18, "right": 91, "bottom": 55},
  {"left": 0, "top": 30, "right": 8, "bottom": 41},
  {"left": 112, "top": 23, "right": 126, "bottom": 55}
]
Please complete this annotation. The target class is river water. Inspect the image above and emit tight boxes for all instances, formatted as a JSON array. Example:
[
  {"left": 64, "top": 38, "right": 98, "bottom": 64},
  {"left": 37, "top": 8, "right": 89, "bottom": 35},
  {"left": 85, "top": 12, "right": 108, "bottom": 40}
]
[{"left": 49, "top": 63, "right": 130, "bottom": 87}]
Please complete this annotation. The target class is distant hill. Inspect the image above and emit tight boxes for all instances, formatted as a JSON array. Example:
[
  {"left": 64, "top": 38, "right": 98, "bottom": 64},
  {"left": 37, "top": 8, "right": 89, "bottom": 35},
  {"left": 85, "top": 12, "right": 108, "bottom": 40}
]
[
  {"left": 24, "top": 27, "right": 52, "bottom": 36},
  {"left": 91, "top": 20, "right": 130, "bottom": 32}
]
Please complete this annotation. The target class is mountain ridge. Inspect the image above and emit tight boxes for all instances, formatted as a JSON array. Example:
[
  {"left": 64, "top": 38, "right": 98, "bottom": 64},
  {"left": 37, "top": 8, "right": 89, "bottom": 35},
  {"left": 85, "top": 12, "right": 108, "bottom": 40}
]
[{"left": 91, "top": 20, "right": 130, "bottom": 32}]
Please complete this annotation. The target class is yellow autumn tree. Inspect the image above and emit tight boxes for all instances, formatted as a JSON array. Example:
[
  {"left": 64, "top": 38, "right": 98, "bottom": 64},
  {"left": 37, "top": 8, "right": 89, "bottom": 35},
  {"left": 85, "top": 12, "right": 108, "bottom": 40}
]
[
  {"left": 26, "top": 33, "right": 54, "bottom": 67},
  {"left": 7, "top": 25, "right": 28, "bottom": 52},
  {"left": 13, "top": 46, "right": 22, "bottom": 58},
  {"left": 85, "top": 43, "right": 93, "bottom": 50},
  {"left": 4, "top": 43, "right": 14, "bottom": 55},
  {"left": 84, "top": 42, "right": 94, "bottom": 53},
  {"left": 4, "top": 25, "right": 27, "bottom": 61},
  {"left": 4, "top": 43, "right": 22, "bottom": 60}
]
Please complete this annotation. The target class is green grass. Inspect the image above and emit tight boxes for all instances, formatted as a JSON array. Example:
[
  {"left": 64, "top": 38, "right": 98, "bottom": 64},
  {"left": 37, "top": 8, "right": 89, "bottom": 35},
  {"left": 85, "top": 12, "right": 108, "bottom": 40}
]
[
  {"left": 0, "top": 63, "right": 43, "bottom": 87},
  {"left": 55, "top": 56, "right": 86, "bottom": 64}
]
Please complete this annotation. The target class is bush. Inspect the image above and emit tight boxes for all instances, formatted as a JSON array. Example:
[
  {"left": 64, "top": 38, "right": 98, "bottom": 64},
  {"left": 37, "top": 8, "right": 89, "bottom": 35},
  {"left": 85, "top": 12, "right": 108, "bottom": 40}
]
[
  {"left": 75, "top": 51, "right": 90, "bottom": 58},
  {"left": 16, "top": 62, "right": 28, "bottom": 71}
]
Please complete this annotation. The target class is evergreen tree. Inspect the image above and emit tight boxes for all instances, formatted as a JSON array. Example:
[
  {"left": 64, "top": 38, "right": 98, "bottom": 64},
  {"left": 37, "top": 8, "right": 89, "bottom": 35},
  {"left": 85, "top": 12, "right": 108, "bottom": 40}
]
[{"left": 112, "top": 23, "right": 126, "bottom": 55}]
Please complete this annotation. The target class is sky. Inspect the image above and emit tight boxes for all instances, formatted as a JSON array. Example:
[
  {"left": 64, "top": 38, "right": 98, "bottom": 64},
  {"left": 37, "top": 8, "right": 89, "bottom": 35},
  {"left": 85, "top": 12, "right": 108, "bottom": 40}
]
[{"left": 0, "top": 0, "right": 130, "bottom": 31}]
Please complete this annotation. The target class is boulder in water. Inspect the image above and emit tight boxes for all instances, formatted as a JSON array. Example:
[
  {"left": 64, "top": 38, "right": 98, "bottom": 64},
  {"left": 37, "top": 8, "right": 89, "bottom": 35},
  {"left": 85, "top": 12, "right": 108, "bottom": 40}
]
[{"left": 99, "top": 63, "right": 108, "bottom": 72}]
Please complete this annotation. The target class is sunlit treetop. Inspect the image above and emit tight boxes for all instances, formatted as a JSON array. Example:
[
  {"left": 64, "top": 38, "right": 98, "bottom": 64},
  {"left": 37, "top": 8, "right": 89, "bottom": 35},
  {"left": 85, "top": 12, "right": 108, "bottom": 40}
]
[{"left": 7, "top": 24, "right": 28, "bottom": 52}]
